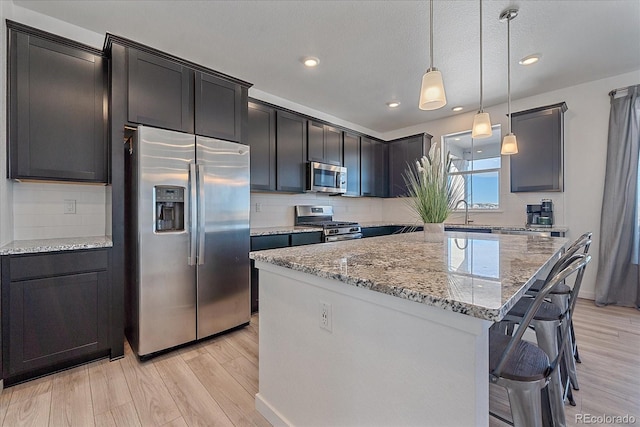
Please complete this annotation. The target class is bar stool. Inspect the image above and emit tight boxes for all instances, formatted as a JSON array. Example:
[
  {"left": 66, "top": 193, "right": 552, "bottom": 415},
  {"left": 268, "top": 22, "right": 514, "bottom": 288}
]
[
  {"left": 499, "top": 240, "right": 590, "bottom": 425},
  {"left": 490, "top": 254, "right": 591, "bottom": 427},
  {"left": 525, "top": 232, "right": 592, "bottom": 391}
]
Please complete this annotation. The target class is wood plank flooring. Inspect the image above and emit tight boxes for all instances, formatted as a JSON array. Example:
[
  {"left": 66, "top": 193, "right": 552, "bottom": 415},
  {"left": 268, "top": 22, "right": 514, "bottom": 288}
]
[{"left": 0, "top": 299, "right": 637, "bottom": 426}]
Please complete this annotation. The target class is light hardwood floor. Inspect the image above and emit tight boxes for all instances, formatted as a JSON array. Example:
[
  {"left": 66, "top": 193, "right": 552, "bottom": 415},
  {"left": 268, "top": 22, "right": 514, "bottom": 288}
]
[{"left": 0, "top": 299, "right": 637, "bottom": 426}]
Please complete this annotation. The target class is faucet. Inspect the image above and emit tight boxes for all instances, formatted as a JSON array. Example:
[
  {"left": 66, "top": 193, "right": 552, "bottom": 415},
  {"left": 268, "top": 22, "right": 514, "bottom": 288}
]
[{"left": 456, "top": 200, "right": 470, "bottom": 225}]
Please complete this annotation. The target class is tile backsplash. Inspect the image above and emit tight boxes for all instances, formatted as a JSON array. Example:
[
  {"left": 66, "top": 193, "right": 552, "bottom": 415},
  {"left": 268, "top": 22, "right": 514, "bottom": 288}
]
[
  {"left": 250, "top": 192, "right": 384, "bottom": 228},
  {"left": 13, "top": 182, "right": 108, "bottom": 240}
]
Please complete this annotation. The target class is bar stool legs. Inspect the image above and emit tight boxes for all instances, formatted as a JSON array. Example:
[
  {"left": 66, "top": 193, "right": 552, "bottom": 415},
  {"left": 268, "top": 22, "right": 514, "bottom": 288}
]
[{"left": 533, "top": 320, "right": 567, "bottom": 427}]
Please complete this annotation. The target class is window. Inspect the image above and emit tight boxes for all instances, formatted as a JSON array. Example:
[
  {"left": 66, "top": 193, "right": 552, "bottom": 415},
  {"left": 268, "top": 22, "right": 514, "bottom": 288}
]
[{"left": 443, "top": 125, "right": 501, "bottom": 210}]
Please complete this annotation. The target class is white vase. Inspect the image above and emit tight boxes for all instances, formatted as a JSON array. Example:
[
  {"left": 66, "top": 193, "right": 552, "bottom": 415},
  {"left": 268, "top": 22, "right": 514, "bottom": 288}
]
[{"left": 423, "top": 223, "right": 444, "bottom": 242}]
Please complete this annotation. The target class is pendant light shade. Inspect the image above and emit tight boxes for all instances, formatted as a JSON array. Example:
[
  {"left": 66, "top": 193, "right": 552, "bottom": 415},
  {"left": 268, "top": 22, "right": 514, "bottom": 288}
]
[
  {"left": 419, "top": 0, "right": 447, "bottom": 110},
  {"left": 472, "top": 0, "right": 492, "bottom": 138},
  {"left": 419, "top": 68, "right": 447, "bottom": 110},
  {"left": 500, "top": 8, "right": 519, "bottom": 155},
  {"left": 472, "top": 112, "right": 492, "bottom": 138},
  {"left": 501, "top": 133, "right": 518, "bottom": 154}
]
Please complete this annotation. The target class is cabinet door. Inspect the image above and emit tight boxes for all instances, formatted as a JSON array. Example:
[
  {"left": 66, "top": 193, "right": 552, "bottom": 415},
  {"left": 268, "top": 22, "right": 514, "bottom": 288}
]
[
  {"left": 276, "top": 110, "right": 307, "bottom": 192},
  {"left": 195, "top": 72, "right": 244, "bottom": 142},
  {"left": 510, "top": 103, "right": 566, "bottom": 192},
  {"left": 360, "top": 137, "right": 374, "bottom": 196},
  {"left": 128, "top": 48, "right": 194, "bottom": 133},
  {"left": 4, "top": 271, "right": 109, "bottom": 376},
  {"left": 324, "top": 125, "right": 342, "bottom": 166},
  {"left": 9, "top": 30, "right": 107, "bottom": 182},
  {"left": 248, "top": 102, "right": 276, "bottom": 191},
  {"left": 389, "top": 135, "right": 424, "bottom": 197},
  {"left": 307, "top": 121, "right": 325, "bottom": 162},
  {"left": 373, "top": 140, "right": 388, "bottom": 198},
  {"left": 343, "top": 131, "right": 361, "bottom": 196}
]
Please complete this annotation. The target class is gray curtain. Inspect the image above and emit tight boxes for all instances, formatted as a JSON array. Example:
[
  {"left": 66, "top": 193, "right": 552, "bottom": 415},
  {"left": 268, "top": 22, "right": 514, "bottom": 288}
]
[{"left": 595, "top": 84, "right": 640, "bottom": 308}]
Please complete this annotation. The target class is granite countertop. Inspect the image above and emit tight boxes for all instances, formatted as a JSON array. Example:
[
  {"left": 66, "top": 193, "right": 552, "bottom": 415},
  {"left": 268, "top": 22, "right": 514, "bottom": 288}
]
[
  {"left": 251, "top": 226, "right": 323, "bottom": 236},
  {"left": 251, "top": 231, "right": 567, "bottom": 321},
  {"left": 251, "top": 223, "right": 568, "bottom": 236},
  {"left": 359, "top": 221, "right": 569, "bottom": 233},
  {"left": 0, "top": 236, "right": 113, "bottom": 255}
]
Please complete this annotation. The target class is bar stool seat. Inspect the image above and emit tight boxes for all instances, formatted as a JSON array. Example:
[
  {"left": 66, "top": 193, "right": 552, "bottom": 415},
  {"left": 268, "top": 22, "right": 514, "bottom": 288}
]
[
  {"left": 527, "top": 279, "right": 571, "bottom": 295},
  {"left": 506, "top": 297, "right": 562, "bottom": 321},
  {"left": 489, "top": 330, "right": 549, "bottom": 381}
]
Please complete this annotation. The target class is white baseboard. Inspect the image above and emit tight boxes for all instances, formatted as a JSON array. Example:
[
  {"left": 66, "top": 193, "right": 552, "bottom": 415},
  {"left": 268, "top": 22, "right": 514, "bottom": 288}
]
[{"left": 256, "top": 393, "right": 292, "bottom": 427}]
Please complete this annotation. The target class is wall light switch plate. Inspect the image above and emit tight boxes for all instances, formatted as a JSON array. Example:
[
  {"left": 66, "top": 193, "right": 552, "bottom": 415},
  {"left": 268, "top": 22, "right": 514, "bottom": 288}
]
[{"left": 64, "top": 199, "right": 76, "bottom": 214}]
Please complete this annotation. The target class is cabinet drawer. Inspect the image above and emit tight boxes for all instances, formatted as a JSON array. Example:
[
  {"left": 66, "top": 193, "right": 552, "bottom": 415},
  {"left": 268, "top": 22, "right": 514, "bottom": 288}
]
[
  {"left": 291, "top": 232, "right": 323, "bottom": 246},
  {"left": 9, "top": 249, "right": 109, "bottom": 281},
  {"left": 251, "top": 235, "right": 290, "bottom": 251}
]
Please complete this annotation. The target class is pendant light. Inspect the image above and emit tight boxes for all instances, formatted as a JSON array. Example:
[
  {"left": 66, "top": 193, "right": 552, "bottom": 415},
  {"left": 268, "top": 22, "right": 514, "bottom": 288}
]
[
  {"left": 471, "top": 0, "right": 492, "bottom": 138},
  {"left": 500, "top": 8, "right": 519, "bottom": 155},
  {"left": 419, "top": 0, "right": 447, "bottom": 110}
]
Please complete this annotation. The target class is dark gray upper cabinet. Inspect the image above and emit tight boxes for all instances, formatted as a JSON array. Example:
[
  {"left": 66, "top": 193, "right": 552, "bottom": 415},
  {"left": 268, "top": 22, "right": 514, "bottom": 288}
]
[
  {"left": 248, "top": 102, "right": 276, "bottom": 191},
  {"left": 8, "top": 23, "right": 107, "bottom": 182},
  {"left": 510, "top": 102, "right": 567, "bottom": 192},
  {"left": 361, "top": 137, "right": 387, "bottom": 197},
  {"left": 374, "top": 140, "right": 388, "bottom": 198},
  {"left": 128, "top": 48, "right": 194, "bottom": 133},
  {"left": 388, "top": 134, "right": 427, "bottom": 197},
  {"left": 343, "top": 131, "right": 361, "bottom": 196},
  {"left": 195, "top": 72, "right": 246, "bottom": 142},
  {"left": 307, "top": 121, "right": 342, "bottom": 166},
  {"left": 276, "top": 110, "right": 307, "bottom": 192}
]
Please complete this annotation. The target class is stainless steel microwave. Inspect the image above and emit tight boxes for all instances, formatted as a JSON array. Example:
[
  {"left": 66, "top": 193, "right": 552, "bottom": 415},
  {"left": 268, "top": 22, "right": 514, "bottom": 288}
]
[{"left": 306, "top": 161, "right": 347, "bottom": 194}]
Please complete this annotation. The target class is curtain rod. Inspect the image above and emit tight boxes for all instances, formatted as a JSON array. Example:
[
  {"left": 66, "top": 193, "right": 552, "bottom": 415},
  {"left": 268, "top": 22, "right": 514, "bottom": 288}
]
[{"left": 609, "top": 84, "right": 639, "bottom": 97}]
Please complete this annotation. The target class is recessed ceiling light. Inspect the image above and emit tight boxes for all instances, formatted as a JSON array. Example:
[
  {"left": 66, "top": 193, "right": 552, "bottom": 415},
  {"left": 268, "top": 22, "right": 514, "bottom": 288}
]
[
  {"left": 302, "top": 57, "right": 320, "bottom": 67},
  {"left": 452, "top": 106, "right": 464, "bottom": 112},
  {"left": 519, "top": 54, "right": 541, "bottom": 66},
  {"left": 477, "top": 150, "right": 483, "bottom": 153},
  {"left": 454, "top": 138, "right": 461, "bottom": 141},
  {"left": 386, "top": 101, "right": 401, "bottom": 108}
]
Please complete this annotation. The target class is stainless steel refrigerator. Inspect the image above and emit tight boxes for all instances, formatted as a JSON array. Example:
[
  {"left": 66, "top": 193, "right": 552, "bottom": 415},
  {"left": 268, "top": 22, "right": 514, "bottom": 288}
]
[{"left": 126, "top": 125, "right": 250, "bottom": 356}]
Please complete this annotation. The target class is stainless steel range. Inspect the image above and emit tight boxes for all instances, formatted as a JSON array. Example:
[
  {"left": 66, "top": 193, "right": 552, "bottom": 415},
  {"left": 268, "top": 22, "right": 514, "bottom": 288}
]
[{"left": 295, "top": 205, "right": 362, "bottom": 242}]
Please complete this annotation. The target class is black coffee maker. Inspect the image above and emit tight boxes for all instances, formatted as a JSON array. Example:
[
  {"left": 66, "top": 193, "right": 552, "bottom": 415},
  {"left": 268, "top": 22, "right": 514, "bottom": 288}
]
[{"left": 526, "top": 199, "right": 553, "bottom": 227}]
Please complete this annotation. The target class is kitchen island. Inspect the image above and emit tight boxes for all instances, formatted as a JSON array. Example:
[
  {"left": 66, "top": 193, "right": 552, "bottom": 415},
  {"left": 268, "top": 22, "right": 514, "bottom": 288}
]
[{"left": 250, "top": 231, "right": 567, "bottom": 426}]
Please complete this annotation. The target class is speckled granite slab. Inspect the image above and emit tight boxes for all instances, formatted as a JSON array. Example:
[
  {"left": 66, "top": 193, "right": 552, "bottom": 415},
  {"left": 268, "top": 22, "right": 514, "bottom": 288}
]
[
  {"left": 0, "top": 236, "right": 113, "bottom": 255},
  {"left": 251, "top": 231, "right": 567, "bottom": 321},
  {"left": 358, "top": 221, "right": 569, "bottom": 234},
  {"left": 251, "top": 226, "right": 323, "bottom": 236}
]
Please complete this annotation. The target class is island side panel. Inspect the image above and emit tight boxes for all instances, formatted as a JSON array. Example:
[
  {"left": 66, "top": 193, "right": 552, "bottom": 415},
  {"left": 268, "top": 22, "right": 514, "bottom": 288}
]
[{"left": 255, "top": 262, "right": 491, "bottom": 427}]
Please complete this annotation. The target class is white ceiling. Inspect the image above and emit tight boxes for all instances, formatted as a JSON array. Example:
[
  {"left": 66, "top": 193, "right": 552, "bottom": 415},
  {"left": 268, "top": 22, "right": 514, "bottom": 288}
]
[{"left": 13, "top": 0, "right": 640, "bottom": 134}]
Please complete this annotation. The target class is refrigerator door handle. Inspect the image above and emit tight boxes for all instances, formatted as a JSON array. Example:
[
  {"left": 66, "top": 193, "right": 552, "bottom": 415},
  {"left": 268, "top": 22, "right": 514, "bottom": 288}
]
[
  {"left": 197, "top": 164, "right": 206, "bottom": 265},
  {"left": 188, "top": 163, "right": 198, "bottom": 266}
]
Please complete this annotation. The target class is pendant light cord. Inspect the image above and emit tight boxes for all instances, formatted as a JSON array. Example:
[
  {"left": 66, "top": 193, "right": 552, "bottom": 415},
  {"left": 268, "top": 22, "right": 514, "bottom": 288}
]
[
  {"left": 507, "top": 16, "right": 512, "bottom": 134},
  {"left": 429, "top": 0, "right": 434, "bottom": 71},
  {"left": 479, "top": 0, "right": 484, "bottom": 112}
]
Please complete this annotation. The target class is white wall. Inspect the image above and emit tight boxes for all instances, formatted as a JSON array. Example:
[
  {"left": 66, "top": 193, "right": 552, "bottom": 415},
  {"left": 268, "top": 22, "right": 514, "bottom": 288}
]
[{"left": 381, "top": 70, "right": 640, "bottom": 300}]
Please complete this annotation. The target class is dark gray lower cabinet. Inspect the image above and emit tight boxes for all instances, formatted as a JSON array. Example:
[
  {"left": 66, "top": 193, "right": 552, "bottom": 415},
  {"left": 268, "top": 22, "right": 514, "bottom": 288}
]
[
  {"left": 250, "top": 231, "right": 323, "bottom": 312},
  {"left": 1, "top": 249, "right": 110, "bottom": 385}
]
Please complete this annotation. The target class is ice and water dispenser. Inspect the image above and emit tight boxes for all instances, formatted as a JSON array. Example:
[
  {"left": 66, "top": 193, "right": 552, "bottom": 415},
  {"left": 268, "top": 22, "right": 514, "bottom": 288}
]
[{"left": 155, "top": 186, "right": 185, "bottom": 232}]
